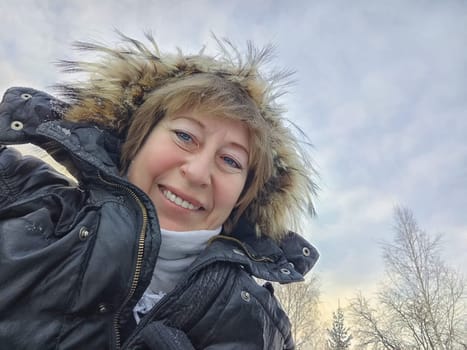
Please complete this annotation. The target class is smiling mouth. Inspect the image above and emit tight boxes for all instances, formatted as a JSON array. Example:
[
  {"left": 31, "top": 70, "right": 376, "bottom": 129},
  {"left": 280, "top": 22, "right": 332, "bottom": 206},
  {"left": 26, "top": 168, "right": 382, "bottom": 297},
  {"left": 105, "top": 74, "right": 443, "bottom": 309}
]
[{"left": 161, "top": 188, "right": 203, "bottom": 211}]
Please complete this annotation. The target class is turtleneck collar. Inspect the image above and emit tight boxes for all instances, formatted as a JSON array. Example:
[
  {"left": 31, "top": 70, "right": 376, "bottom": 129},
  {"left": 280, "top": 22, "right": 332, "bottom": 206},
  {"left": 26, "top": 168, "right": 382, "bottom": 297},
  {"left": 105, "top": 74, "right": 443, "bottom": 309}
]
[{"left": 157, "top": 227, "right": 222, "bottom": 260}]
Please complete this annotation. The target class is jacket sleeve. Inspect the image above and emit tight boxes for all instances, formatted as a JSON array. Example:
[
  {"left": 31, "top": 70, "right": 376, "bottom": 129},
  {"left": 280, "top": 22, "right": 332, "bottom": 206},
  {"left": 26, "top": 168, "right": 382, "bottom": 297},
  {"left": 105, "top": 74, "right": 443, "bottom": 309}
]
[{"left": 0, "top": 146, "right": 71, "bottom": 210}]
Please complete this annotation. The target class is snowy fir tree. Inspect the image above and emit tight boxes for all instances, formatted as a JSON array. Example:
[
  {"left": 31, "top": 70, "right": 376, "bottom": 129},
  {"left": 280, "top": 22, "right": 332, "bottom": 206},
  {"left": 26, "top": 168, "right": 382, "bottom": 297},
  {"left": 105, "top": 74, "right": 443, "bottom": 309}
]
[{"left": 327, "top": 304, "right": 352, "bottom": 349}]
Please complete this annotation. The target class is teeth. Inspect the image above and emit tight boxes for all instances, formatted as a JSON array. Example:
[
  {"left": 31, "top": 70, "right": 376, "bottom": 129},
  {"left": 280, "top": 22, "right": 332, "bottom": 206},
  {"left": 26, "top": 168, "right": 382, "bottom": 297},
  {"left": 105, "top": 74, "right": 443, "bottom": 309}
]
[{"left": 163, "top": 189, "right": 200, "bottom": 210}]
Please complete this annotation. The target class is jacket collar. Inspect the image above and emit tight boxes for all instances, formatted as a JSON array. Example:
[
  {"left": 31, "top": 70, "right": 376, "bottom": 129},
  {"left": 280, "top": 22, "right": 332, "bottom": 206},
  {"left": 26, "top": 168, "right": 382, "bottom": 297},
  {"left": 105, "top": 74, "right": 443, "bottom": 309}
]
[
  {"left": 191, "top": 218, "right": 319, "bottom": 283},
  {"left": 0, "top": 87, "right": 67, "bottom": 145}
]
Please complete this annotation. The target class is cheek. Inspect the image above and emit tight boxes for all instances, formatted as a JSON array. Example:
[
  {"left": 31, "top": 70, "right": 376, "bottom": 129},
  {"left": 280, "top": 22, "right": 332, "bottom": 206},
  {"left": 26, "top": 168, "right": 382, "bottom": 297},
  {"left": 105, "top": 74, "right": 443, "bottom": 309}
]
[
  {"left": 217, "top": 176, "right": 247, "bottom": 210},
  {"left": 129, "top": 145, "right": 170, "bottom": 189},
  {"left": 143, "top": 148, "right": 178, "bottom": 180}
]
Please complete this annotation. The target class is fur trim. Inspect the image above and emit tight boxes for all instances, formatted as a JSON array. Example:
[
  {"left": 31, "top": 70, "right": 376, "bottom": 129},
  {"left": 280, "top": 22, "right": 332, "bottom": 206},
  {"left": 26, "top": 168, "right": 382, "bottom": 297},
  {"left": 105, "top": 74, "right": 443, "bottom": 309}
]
[{"left": 57, "top": 32, "right": 318, "bottom": 240}]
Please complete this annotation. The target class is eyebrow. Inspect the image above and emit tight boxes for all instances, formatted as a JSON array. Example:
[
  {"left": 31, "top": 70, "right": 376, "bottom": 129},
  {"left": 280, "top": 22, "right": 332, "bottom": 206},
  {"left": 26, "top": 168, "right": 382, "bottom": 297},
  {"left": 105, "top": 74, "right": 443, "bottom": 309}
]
[
  {"left": 228, "top": 142, "right": 250, "bottom": 163},
  {"left": 171, "top": 115, "right": 204, "bottom": 129}
]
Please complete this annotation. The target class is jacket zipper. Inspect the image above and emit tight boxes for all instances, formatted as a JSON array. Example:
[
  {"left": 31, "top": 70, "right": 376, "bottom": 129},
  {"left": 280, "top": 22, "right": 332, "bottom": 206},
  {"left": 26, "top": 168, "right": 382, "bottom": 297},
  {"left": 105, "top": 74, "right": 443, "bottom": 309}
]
[{"left": 98, "top": 172, "right": 148, "bottom": 350}]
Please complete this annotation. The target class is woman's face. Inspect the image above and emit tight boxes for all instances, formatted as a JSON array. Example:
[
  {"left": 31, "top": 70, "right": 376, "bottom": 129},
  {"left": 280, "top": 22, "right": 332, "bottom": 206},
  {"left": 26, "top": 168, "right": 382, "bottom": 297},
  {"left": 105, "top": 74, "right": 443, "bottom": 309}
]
[{"left": 127, "top": 110, "right": 250, "bottom": 231}]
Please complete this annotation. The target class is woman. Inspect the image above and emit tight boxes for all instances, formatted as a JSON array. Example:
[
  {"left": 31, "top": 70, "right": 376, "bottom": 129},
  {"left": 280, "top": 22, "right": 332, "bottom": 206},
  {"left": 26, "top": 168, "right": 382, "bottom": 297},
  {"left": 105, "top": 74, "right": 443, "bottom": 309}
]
[{"left": 0, "top": 33, "right": 319, "bottom": 349}]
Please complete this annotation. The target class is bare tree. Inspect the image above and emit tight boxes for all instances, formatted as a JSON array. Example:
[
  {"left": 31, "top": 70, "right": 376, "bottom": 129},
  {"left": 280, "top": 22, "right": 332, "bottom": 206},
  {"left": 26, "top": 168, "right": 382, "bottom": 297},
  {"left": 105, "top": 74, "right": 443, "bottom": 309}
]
[
  {"left": 274, "top": 276, "right": 323, "bottom": 349},
  {"left": 349, "top": 207, "right": 467, "bottom": 349},
  {"left": 349, "top": 292, "right": 404, "bottom": 350}
]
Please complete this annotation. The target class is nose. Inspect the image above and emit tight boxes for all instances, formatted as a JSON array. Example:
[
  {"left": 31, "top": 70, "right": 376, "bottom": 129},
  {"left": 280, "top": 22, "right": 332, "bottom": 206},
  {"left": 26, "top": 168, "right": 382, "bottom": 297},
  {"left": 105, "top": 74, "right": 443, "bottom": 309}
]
[{"left": 180, "top": 151, "right": 213, "bottom": 187}]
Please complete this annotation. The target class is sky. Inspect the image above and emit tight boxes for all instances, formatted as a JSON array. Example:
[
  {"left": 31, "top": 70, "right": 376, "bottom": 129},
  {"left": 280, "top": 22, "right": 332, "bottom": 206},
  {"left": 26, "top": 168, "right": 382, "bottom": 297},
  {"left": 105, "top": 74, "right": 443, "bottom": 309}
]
[{"left": 1, "top": 0, "right": 466, "bottom": 315}]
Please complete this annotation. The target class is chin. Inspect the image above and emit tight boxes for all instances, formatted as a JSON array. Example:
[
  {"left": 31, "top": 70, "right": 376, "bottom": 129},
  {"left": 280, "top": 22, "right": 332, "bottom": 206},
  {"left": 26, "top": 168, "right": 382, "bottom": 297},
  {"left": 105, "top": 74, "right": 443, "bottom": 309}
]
[{"left": 159, "top": 220, "right": 192, "bottom": 232}]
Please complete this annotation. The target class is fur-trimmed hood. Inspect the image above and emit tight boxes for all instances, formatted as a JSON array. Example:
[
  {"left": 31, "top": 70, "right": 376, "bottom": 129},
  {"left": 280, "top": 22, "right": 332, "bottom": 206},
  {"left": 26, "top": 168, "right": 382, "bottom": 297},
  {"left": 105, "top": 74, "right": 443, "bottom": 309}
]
[{"left": 57, "top": 32, "right": 318, "bottom": 241}]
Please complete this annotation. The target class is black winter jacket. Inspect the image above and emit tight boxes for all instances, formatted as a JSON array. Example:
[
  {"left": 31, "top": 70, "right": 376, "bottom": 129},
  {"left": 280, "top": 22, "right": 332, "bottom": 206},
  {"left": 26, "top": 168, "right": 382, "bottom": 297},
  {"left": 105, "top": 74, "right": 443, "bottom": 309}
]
[{"left": 0, "top": 87, "right": 319, "bottom": 350}]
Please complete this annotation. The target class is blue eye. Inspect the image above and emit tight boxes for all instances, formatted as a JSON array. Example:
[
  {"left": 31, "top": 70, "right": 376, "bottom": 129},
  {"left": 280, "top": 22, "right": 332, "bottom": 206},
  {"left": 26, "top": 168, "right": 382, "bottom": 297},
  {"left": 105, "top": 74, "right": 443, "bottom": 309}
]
[
  {"left": 222, "top": 156, "right": 241, "bottom": 169},
  {"left": 175, "top": 131, "right": 193, "bottom": 142}
]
